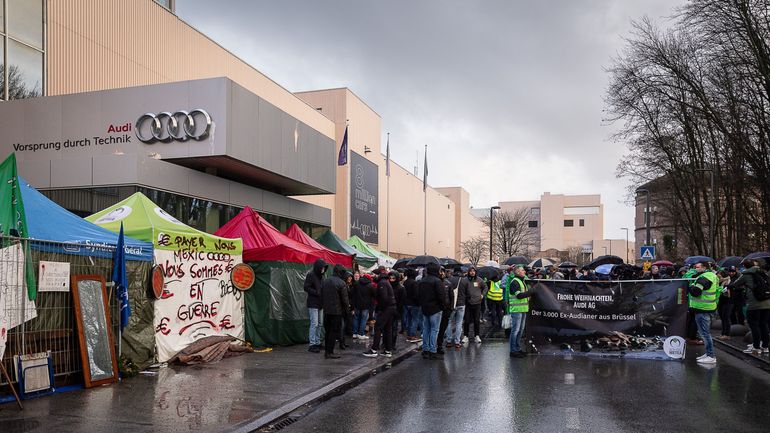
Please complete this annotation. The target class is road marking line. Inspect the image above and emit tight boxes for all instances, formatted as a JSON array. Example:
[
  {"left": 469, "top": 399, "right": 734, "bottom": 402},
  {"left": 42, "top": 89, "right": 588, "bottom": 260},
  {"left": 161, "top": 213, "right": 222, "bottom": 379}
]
[
  {"left": 566, "top": 407, "right": 580, "bottom": 429},
  {"left": 565, "top": 373, "right": 575, "bottom": 384}
]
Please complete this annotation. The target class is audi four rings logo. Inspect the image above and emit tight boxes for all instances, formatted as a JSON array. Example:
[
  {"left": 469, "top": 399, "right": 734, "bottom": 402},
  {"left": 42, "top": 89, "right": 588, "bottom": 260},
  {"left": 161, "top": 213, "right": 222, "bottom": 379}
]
[{"left": 135, "top": 109, "right": 213, "bottom": 144}]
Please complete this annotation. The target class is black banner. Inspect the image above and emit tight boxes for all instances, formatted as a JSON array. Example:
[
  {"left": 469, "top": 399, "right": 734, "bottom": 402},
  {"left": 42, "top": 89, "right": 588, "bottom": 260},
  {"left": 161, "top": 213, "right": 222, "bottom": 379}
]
[
  {"left": 526, "top": 279, "right": 689, "bottom": 360},
  {"left": 350, "top": 151, "right": 379, "bottom": 243}
]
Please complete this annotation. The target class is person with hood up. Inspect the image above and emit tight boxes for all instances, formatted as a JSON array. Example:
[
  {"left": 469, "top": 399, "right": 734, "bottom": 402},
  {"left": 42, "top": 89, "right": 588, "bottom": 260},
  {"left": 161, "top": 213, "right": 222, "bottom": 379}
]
[
  {"left": 391, "top": 271, "right": 407, "bottom": 350},
  {"left": 436, "top": 267, "right": 453, "bottom": 355},
  {"left": 363, "top": 269, "right": 398, "bottom": 357},
  {"left": 418, "top": 262, "right": 447, "bottom": 359},
  {"left": 320, "top": 264, "right": 350, "bottom": 359},
  {"left": 728, "top": 259, "right": 770, "bottom": 355},
  {"left": 351, "top": 272, "right": 376, "bottom": 340},
  {"left": 403, "top": 268, "right": 422, "bottom": 343},
  {"left": 303, "top": 258, "right": 327, "bottom": 353},
  {"left": 443, "top": 268, "right": 466, "bottom": 349},
  {"left": 461, "top": 266, "right": 488, "bottom": 344}
]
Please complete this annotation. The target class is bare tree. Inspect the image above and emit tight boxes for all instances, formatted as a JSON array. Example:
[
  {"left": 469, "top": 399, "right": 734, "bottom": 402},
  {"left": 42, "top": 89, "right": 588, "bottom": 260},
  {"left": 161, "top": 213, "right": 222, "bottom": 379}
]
[
  {"left": 460, "top": 236, "right": 487, "bottom": 265},
  {"left": 481, "top": 208, "right": 538, "bottom": 260},
  {"left": 0, "top": 64, "right": 42, "bottom": 100}
]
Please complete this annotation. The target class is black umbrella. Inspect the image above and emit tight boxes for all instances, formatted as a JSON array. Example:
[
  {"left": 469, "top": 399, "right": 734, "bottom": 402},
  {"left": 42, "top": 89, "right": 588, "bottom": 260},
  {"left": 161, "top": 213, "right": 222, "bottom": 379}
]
[
  {"left": 558, "top": 261, "right": 578, "bottom": 269},
  {"left": 528, "top": 258, "right": 555, "bottom": 268},
  {"left": 717, "top": 256, "right": 743, "bottom": 269},
  {"left": 439, "top": 257, "right": 461, "bottom": 267},
  {"left": 587, "top": 255, "right": 624, "bottom": 269},
  {"left": 476, "top": 266, "right": 503, "bottom": 280},
  {"left": 408, "top": 255, "right": 440, "bottom": 267},
  {"left": 684, "top": 255, "right": 715, "bottom": 266},
  {"left": 393, "top": 258, "right": 412, "bottom": 270},
  {"left": 503, "top": 256, "right": 530, "bottom": 266},
  {"left": 744, "top": 251, "right": 770, "bottom": 269}
]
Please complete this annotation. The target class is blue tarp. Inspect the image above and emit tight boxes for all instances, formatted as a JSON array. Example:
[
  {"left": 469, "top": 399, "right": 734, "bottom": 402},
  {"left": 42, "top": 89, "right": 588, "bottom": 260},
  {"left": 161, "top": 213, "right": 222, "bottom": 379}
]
[{"left": 19, "top": 177, "right": 153, "bottom": 261}]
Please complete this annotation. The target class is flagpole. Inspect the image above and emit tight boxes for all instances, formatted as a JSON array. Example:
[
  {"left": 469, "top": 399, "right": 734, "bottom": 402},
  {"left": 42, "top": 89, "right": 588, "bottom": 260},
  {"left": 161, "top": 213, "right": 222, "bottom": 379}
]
[
  {"left": 386, "top": 132, "right": 390, "bottom": 256},
  {"left": 423, "top": 144, "right": 427, "bottom": 255}
]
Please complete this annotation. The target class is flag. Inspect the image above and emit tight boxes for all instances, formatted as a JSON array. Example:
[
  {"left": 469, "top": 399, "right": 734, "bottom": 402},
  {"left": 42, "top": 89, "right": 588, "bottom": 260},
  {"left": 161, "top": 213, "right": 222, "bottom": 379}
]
[
  {"left": 112, "top": 223, "right": 131, "bottom": 330},
  {"left": 337, "top": 126, "right": 349, "bottom": 166},
  {"left": 385, "top": 133, "right": 390, "bottom": 177},
  {"left": 423, "top": 145, "right": 428, "bottom": 191},
  {"left": 0, "top": 153, "right": 36, "bottom": 301}
]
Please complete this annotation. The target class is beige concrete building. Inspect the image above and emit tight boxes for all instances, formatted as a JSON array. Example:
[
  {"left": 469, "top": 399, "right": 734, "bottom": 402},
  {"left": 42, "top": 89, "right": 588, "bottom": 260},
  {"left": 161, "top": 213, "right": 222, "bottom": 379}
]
[
  {"left": 492, "top": 193, "right": 633, "bottom": 262},
  {"left": 295, "top": 88, "right": 487, "bottom": 259}
]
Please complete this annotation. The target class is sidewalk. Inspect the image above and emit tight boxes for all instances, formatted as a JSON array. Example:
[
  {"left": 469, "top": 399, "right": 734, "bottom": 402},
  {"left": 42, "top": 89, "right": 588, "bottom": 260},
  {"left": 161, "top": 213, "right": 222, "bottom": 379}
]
[
  {"left": 711, "top": 330, "right": 770, "bottom": 372},
  {"left": 0, "top": 337, "right": 419, "bottom": 433}
]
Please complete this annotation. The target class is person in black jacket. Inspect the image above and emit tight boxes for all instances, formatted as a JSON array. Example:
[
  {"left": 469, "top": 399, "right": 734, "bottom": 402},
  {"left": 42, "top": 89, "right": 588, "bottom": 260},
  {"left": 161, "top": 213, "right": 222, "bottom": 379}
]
[
  {"left": 364, "top": 270, "right": 398, "bottom": 357},
  {"left": 304, "top": 259, "right": 327, "bottom": 353},
  {"left": 351, "top": 274, "right": 376, "bottom": 340},
  {"left": 403, "top": 268, "right": 422, "bottom": 343},
  {"left": 320, "top": 264, "right": 350, "bottom": 359},
  {"left": 461, "top": 266, "right": 488, "bottom": 344},
  {"left": 419, "top": 262, "right": 447, "bottom": 359},
  {"left": 443, "top": 268, "right": 466, "bottom": 348},
  {"left": 391, "top": 271, "right": 407, "bottom": 350},
  {"left": 436, "top": 268, "right": 454, "bottom": 354},
  {"left": 339, "top": 272, "right": 354, "bottom": 350}
]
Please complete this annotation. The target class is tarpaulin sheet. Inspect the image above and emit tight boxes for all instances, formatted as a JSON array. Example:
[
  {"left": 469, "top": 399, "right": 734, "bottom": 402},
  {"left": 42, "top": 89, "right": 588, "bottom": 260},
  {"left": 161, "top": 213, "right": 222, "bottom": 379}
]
[{"left": 244, "top": 262, "right": 311, "bottom": 347}]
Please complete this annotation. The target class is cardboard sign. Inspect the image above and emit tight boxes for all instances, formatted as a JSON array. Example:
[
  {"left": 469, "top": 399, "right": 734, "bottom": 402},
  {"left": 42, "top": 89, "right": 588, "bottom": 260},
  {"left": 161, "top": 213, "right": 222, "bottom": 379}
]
[{"left": 39, "top": 261, "right": 71, "bottom": 292}]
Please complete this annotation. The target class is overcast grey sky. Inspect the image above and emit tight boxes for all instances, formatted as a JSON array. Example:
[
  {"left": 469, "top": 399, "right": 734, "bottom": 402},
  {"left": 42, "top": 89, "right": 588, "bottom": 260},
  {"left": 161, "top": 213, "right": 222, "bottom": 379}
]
[{"left": 176, "top": 0, "right": 685, "bottom": 240}]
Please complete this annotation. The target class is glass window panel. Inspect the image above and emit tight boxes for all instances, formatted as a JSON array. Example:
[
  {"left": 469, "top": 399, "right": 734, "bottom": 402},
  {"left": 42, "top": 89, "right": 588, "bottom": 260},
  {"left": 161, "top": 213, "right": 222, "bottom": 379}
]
[
  {"left": 8, "top": 0, "right": 42, "bottom": 48},
  {"left": 7, "top": 39, "right": 42, "bottom": 99}
]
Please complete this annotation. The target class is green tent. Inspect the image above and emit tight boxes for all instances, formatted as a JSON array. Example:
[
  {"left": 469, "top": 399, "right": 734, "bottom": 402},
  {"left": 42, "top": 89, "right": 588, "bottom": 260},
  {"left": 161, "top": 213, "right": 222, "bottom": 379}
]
[
  {"left": 87, "top": 192, "right": 244, "bottom": 363},
  {"left": 346, "top": 235, "right": 396, "bottom": 268},
  {"left": 317, "top": 230, "right": 377, "bottom": 269}
]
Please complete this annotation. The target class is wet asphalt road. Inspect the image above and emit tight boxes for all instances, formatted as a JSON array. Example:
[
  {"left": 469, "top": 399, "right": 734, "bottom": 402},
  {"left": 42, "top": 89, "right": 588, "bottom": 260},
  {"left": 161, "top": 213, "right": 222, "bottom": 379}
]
[{"left": 278, "top": 342, "right": 770, "bottom": 433}]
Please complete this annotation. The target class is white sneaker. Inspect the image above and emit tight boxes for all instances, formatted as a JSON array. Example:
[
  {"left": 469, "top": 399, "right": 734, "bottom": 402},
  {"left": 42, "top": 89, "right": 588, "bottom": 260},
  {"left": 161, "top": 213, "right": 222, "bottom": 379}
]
[
  {"left": 743, "top": 347, "right": 760, "bottom": 354},
  {"left": 762, "top": 346, "right": 769, "bottom": 354},
  {"left": 696, "top": 353, "right": 708, "bottom": 360},
  {"left": 696, "top": 356, "right": 716, "bottom": 364},
  {"left": 352, "top": 334, "right": 359, "bottom": 339},
  {"left": 474, "top": 336, "right": 482, "bottom": 343},
  {"left": 360, "top": 335, "right": 370, "bottom": 340},
  {"left": 462, "top": 336, "right": 469, "bottom": 344}
]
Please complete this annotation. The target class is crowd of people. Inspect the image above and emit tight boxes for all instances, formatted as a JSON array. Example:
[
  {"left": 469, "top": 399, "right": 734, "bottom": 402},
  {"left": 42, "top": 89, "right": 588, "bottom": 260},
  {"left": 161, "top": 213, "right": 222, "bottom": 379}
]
[
  {"left": 302, "top": 256, "right": 770, "bottom": 365},
  {"left": 302, "top": 260, "right": 534, "bottom": 360}
]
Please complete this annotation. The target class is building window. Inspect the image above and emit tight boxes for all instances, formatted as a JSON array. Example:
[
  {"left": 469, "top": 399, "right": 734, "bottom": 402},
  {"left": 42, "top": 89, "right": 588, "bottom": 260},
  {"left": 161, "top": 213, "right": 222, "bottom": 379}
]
[
  {"left": 154, "top": 0, "right": 175, "bottom": 12},
  {"left": 579, "top": 219, "right": 585, "bottom": 227},
  {"left": 531, "top": 208, "right": 540, "bottom": 216},
  {"left": 528, "top": 220, "right": 538, "bottom": 228},
  {"left": 564, "top": 219, "right": 574, "bottom": 227},
  {"left": 1, "top": 0, "right": 45, "bottom": 101}
]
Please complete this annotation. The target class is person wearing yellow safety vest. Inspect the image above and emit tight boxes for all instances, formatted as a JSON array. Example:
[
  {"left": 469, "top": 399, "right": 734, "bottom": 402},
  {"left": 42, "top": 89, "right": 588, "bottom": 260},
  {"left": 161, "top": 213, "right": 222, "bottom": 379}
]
[
  {"left": 508, "top": 266, "right": 533, "bottom": 358},
  {"left": 486, "top": 276, "right": 505, "bottom": 329},
  {"left": 689, "top": 260, "right": 719, "bottom": 364}
]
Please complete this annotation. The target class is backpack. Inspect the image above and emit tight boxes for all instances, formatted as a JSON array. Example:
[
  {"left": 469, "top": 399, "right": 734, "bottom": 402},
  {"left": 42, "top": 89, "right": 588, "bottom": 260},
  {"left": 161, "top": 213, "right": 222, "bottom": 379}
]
[{"left": 751, "top": 270, "right": 770, "bottom": 301}]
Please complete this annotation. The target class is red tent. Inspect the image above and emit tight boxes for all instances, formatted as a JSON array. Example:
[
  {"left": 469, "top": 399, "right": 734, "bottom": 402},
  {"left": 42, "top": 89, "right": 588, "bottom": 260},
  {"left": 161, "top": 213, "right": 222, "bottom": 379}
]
[
  {"left": 215, "top": 207, "right": 352, "bottom": 267},
  {"left": 284, "top": 224, "right": 354, "bottom": 267}
]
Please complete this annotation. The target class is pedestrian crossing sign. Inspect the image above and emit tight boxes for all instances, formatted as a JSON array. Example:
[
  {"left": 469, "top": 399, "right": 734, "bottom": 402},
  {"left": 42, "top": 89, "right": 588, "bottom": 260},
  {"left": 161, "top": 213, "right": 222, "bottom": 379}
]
[{"left": 640, "top": 246, "right": 655, "bottom": 260}]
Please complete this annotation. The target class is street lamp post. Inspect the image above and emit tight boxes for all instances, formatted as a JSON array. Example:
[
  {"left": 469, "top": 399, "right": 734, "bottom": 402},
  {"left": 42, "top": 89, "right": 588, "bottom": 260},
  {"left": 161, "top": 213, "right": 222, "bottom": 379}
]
[
  {"left": 490, "top": 206, "right": 500, "bottom": 262},
  {"left": 621, "top": 227, "right": 629, "bottom": 263},
  {"left": 635, "top": 188, "right": 651, "bottom": 248}
]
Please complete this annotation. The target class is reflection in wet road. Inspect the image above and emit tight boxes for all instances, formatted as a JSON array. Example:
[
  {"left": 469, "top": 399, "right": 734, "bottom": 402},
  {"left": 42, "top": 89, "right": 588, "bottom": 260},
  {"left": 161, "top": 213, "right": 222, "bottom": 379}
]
[{"left": 282, "top": 343, "right": 770, "bottom": 433}]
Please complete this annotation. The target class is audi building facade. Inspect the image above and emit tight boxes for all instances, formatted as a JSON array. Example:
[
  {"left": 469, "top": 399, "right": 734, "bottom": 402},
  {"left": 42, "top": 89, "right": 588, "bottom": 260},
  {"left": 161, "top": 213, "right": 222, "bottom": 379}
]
[{"left": 0, "top": 0, "right": 338, "bottom": 234}]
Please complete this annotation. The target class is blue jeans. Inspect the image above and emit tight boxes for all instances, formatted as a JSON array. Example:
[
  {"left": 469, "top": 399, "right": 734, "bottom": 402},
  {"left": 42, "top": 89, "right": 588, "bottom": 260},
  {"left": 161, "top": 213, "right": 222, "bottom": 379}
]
[
  {"left": 444, "top": 306, "right": 466, "bottom": 344},
  {"left": 422, "top": 311, "right": 443, "bottom": 353},
  {"left": 308, "top": 308, "right": 322, "bottom": 346},
  {"left": 509, "top": 312, "right": 526, "bottom": 353},
  {"left": 406, "top": 305, "right": 421, "bottom": 337},
  {"left": 353, "top": 309, "right": 369, "bottom": 336},
  {"left": 695, "top": 312, "right": 715, "bottom": 357}
]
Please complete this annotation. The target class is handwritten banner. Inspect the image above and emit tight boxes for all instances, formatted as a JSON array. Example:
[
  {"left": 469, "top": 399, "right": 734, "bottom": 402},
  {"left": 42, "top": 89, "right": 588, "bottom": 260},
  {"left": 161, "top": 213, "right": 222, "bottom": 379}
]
[
  {"left": 0, "top": 244, "right": 37, "bottom": 330},
  {"left": 152, "top": 237, "right": 244, "bottom": 362},
  {"left": 39, "top": 261, "right": 71, "bottom": 292}
]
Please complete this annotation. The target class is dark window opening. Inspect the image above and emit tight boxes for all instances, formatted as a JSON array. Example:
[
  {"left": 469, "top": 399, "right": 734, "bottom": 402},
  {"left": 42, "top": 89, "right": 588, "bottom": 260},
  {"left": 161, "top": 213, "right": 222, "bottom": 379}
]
[{"left": 564, "top": 219, "right": 574, "bottom": 227}]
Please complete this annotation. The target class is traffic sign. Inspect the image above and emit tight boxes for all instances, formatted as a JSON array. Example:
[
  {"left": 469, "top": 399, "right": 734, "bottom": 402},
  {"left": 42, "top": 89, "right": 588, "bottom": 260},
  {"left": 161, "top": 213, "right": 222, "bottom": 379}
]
[{"left": 640, "top": 246, "right": 655, "bottom": 260}]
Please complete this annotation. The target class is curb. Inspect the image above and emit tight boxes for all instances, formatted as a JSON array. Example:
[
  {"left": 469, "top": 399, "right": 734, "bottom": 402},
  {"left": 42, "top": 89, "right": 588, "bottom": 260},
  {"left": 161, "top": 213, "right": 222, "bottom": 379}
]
[
  {"left": 714, "top": 339, "right": 770, "bottom": 373},
  {"left": 227, "top": 343, "right": 419, "bottom": 433}
]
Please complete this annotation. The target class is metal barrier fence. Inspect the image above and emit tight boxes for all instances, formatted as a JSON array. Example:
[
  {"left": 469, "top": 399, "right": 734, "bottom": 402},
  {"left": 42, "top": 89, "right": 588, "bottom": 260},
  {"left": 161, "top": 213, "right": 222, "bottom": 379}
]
[{"left": 1, "top": 236, "right": 120, "bottom": 392}]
